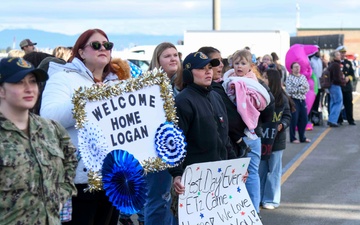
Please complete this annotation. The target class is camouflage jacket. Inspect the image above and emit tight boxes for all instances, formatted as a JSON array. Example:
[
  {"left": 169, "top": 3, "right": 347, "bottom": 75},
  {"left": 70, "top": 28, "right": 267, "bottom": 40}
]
[{"left": 0, "top": 113, "right": 77, "bottom": 225}]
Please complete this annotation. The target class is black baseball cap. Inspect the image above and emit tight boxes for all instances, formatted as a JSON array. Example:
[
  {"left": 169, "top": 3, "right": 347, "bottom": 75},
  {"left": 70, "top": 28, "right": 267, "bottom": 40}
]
[
  {"left": 183, "top": 52, "right": 220, "bottom": 70},
  {"left": 0, "top": 57, "right": 48, "bottom": 84}
]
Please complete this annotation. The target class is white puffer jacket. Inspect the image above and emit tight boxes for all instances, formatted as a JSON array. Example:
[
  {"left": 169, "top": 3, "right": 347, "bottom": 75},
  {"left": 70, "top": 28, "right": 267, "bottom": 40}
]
[{"left": 40, "top": 58, "right": 118, "bottom": 184}]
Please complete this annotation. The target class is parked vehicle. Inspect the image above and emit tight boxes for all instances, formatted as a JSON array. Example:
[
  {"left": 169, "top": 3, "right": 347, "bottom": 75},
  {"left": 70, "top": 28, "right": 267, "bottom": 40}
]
[{"left": 112, "top": 51, "right": 150, "bottom": 71}]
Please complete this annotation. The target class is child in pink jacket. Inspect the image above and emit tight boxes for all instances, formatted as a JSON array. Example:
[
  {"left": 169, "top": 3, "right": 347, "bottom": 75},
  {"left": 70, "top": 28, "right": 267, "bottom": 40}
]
[{"left": 223, "top": 50, "right": 270, "bottom": 139}]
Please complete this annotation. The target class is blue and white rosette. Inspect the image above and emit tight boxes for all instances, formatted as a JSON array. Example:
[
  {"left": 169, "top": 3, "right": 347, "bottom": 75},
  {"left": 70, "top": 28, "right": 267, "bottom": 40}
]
[
  {"left": 102, "top": 150, "right": 147, "bottom": 215},
  {"left": 78, "top": 122, "right": 110, "bottom": 172},
  {"left": 154, "top": 122, "right": 187, "bottom": 166},
  {"left": 128, "top": 60, "right": 143, "bottom": 78}
]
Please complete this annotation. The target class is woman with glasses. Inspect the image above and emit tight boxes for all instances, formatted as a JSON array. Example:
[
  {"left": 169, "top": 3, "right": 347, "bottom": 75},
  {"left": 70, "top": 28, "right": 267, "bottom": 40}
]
[
  {"left": 40, "top": 29, "right": 120, "bottom": 225},
  {"left": 285, "top": 62, "right": 311, "bottom": 143}
]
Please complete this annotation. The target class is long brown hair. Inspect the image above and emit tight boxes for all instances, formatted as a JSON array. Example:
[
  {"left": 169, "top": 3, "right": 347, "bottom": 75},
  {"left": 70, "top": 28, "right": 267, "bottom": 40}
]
[
  {"left": 68, "top": 28, "right": 113, "bottom": 78},
  {"left": 266, "top": 69, "right": 295, "bottom": 112}
]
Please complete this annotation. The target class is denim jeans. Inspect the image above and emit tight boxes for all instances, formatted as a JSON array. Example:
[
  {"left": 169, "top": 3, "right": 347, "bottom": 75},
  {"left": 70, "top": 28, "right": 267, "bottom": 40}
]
[
  {"left": 243, "top": 136, "right": 261, "bottom": 213},
  {"left": 328, "top": 85, "right": 343, "bottom": 124},
  {"left": 259, "top": 150, "right": 284, "bottom": 207},
  {"left": 143, "top": 170, "right": 176, "bottom": 225},
  {"left": 289, "top": 99, "right": 308, "bottom": 142}
]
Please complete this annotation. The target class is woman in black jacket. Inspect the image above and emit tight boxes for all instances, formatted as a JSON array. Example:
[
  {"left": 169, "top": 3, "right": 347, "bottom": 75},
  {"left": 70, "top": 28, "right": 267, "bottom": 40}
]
[
  {"left": 259, "top": 69, "right": 292, "bottom": 210},
  {"left": 169, "top": 52, "right": 237, "bottom": 194}
]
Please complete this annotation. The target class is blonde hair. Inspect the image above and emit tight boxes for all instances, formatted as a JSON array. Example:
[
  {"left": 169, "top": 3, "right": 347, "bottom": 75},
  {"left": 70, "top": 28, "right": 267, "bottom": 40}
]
[
  {"left": 228, "top": 49, "right": 252, "bottom": 67},
  {"left": 52, "top": 46, "right": 72, "bottom": 61},
  {"left": 228, "top": 50, "right": 263, "bottom": 80},
  {"left": 8, "top": 49, "right": 25, "bottom": 58},
  {"left": 329, "top": 50, "right": 340, "bottom": 62},
  {"left": 148, "top": 42, "right": 183, "bottom": 90},
  {"left": 262, "top": 54, "right": 273, "bottom": 63}
]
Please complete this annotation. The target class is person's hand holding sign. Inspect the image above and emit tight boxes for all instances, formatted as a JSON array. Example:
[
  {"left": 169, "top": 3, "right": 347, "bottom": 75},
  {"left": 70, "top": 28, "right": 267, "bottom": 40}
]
[{"left": 173, "top": 176, "right": 185, "bottom": 195}]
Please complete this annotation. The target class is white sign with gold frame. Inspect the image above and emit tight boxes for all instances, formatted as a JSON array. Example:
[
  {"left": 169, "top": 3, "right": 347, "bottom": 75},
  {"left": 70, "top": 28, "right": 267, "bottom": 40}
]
[{"left": 72, "top": 69, "right": 183, "bottom": 173}]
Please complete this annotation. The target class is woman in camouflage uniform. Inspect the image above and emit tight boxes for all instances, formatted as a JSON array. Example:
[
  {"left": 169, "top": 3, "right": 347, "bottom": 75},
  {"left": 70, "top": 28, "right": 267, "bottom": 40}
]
[{"left": 0, "top": 57, "right": 77, "bottom": 225}]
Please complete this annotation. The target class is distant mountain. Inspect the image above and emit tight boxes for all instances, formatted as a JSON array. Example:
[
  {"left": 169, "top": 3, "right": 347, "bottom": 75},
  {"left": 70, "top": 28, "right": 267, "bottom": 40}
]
[{"left": 0, "top": 29, "right": 183, "bottom": 50}]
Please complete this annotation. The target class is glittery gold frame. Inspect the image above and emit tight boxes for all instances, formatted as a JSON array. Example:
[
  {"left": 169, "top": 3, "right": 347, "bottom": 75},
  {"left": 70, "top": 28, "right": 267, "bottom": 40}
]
[{"left": 72, "top": 68, "right": 178, "bottom": 173}]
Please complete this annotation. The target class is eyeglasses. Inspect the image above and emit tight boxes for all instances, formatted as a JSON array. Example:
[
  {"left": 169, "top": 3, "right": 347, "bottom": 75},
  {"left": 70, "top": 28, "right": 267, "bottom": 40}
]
[{"left": 84, "top": 41, "right": 114, "bottom": 51}]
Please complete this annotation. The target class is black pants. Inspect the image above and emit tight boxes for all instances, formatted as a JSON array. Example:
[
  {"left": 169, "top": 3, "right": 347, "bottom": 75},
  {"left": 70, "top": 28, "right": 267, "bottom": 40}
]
[
  {"left": 290, "top": 99, "right": 308, "bottom": 142},
  {"left": 311, "top": 89, "right": 324, "bottom": 112},
  {"left": 338, "top": 91, "right": 354, "bottom": 124},
  {"left": 63, "top": 184, "right": 119, "bottom": 225},
  {"left": 353, "top": 78, "right": 358, "bottom": 92}
]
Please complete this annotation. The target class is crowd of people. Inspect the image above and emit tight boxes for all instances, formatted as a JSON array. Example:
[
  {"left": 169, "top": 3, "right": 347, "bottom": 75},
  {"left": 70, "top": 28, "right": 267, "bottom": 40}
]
[{"left": 0, "top": 29, "right": 358, "bottom": 225}]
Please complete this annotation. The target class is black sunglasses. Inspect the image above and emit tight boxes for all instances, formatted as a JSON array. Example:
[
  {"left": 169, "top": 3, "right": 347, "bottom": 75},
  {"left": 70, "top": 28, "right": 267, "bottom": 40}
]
[{"left": 85, "top": 41, "right": 114, "bottom": 51}]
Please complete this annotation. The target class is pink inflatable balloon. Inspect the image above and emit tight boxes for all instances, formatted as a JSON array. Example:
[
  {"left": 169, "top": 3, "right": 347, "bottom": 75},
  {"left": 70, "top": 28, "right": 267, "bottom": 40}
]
[{"left": 285, "top": 44, "right": 318, "bottom": 115}]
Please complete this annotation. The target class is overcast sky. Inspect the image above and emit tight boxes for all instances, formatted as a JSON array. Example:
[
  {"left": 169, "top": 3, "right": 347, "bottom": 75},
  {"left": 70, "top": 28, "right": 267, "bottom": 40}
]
[{"left": 1, "top": 0, "right": 359, "bottom": 36}]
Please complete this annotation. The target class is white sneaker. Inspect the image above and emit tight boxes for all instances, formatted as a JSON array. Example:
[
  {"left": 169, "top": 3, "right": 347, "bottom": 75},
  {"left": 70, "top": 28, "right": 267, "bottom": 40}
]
[
  {"left": 262, "top": 204, "right": 276, "bottom": 210},
  {"left": 244, "top": 128, "right": 258, "bottom": 140}
]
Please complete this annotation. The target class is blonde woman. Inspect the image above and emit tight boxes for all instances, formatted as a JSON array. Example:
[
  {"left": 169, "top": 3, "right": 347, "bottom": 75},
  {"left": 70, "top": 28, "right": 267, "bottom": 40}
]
[
  {"left": 262, "top": 54, "right": 273, "bottom": 66},
  {"left": 7, "top": 49, "right": 25, "bottom": 58},
  {"left": 53, "top": 46, "right": 72, "bottom": 61},
  {"left": 144, "top": 42, "right": 182, "bottom": 225}
]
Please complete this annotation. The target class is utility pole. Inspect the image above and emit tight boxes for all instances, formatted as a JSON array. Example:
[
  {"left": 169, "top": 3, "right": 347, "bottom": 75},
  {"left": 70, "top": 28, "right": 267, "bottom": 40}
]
[
  {"left": 296, "top": 3, "right": 300, "bottom": 29},
  {"left": 213, "top": 0, "right": 221, "bottom": 30},
  {"left": 13, "top": 36, "right": 16, "bottom": 49}
]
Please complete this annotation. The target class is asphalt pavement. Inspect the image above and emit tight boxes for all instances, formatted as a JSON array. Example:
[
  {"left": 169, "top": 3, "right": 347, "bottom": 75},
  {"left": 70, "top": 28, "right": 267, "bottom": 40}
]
[{"left": 261, "top": 90, "right": 360, "bottom": 225}]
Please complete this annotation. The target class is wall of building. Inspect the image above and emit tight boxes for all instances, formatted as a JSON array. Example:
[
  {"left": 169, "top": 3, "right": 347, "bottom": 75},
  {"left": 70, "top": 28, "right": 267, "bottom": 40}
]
[{"left": 297, "top": 28, "right": 360, "bottom": 54}]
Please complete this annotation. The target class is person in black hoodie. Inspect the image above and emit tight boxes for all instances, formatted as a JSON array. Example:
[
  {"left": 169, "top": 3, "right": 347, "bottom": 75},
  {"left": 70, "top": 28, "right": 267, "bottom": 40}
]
[
  {"left": 169, "top": 52, "right": 237, "bottom": 195},
  {"left": 259, "top": 69, "right": 293, "bottom": 210}
]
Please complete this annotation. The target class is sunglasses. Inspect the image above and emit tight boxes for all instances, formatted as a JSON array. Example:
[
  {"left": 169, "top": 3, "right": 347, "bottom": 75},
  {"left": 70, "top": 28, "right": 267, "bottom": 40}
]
[{"left": 85, "top": 41, "right": 114, "bottom": 51}]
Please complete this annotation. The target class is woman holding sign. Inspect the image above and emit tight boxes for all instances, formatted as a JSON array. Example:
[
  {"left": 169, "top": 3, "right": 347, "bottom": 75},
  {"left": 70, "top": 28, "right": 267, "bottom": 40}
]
[
  {"left": 40, "top": 29, "right": 123, "bottom": 225},
  {"left": 169, "top": 52, "right": 237, "bottom": 195}
]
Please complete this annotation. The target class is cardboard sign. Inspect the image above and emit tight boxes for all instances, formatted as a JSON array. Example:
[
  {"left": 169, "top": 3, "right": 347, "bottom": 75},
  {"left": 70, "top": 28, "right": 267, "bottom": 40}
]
[
  {"left": 72, "top": 70, "right": 179, "bottom": 172},
  {"left": 85, "top": 85, "right": 165, "bottom": 162},
  {"left": 178, "top": 158, "right": 263, "bottom": 225}
]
